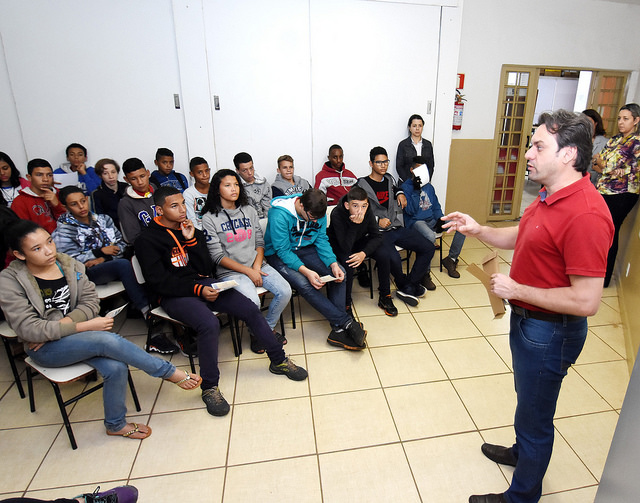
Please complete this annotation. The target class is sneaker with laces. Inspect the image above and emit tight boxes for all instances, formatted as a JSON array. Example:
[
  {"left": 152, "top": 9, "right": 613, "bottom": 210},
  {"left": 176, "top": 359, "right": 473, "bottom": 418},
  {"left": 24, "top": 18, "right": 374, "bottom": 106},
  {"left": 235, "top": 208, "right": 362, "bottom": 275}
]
[
  {"left": 202, "top": 386, "right": 230, "bottom": 416},
  {"left": 441, "top": 255, "right": 461, "bottom": 278},
  {"left": 327, "top": 329, "right": 366, "bottom": 351},
  {"left": 378, "top": 295, "right": 398, "bottom": 316},
  {"left": 269, "top": 357, "right": 308, "bottom": 381},
  {"left": 78, "top": 485, "right": 139, "bottom": 503},
  {"left": 345, "top": 319, "right": 367, "bottom": 346},
  {"left": 414, "top": 284, "right": 428, "bottom": 298},
  {"left": 396, "top": 289, "right": 419, "bottom": 307},
  {"left": 146, "top": 334, "right": 179, "bottom": 354}
]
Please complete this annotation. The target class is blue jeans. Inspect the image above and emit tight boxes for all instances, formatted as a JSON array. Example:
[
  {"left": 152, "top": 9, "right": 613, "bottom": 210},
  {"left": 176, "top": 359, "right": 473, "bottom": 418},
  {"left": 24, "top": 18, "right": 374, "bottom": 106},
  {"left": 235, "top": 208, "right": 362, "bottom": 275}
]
[
  {"left": 225, "top": 263, "right": 292, "bottom": 330},
  {"left": 25, "top": 331, "right": 175, "bottom": 432},
  {"left": 412, "top": 219, "right": 465, "bottom": 261},
  {"left": 506, "top": 313, "right": 587, "bottom": 503},
  {"left": 373, "top": 227, "right": 434, "bottom": 296},
  {"left": 161, "top": 282, "right": 286, "bottom": 390},
  {"left": 266, "top": 246, "right": 350, "bottom": 329},
  {"left": 86, "top": 258, "right": 149, "bottom": 313}
]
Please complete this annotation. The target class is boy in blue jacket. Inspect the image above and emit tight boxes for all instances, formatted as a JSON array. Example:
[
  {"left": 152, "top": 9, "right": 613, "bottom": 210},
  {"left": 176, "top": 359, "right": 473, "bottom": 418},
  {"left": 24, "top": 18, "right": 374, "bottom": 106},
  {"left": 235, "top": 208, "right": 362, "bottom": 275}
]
[
  {"left": 149, "top": 147, "right": 189, "bottom": 192},
  {"left": 264, "top": 189, "right": 367, "bottom": 350},
  {"left": 402, "top": 156, "right": 466, "bottom": 278}
]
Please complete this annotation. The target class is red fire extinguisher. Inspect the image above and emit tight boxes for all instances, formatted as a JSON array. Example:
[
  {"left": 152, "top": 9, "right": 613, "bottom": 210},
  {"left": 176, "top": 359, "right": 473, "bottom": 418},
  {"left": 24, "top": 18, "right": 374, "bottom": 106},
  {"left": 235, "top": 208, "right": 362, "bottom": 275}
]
[{"left": 453, "top": 89, "right": 466, "bottom": 131}]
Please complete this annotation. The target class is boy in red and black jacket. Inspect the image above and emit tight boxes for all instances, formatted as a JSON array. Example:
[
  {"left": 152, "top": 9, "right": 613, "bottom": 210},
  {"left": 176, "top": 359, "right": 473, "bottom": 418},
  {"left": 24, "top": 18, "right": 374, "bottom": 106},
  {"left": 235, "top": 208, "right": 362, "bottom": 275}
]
[{"left": 135, "top": 186, "right": 307, "bottom": 417}]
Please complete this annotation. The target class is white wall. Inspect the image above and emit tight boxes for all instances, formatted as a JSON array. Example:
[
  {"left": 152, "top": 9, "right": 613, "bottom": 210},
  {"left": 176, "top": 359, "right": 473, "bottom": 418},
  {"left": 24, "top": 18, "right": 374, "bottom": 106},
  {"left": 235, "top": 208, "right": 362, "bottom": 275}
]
[
  {"left": 456, "top": 0, "right": 640, "bottom": 139},
  {"left": 0, "top": 0, "right": 189, "bottom": 175}
]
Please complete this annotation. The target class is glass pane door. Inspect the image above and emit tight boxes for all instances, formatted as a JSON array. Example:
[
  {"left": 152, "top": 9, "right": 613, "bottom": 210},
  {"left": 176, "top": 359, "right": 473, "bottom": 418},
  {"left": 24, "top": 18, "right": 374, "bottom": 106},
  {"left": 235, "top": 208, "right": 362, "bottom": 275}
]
[{"left": 588, "top": 72, "right": 629, "bottom": 137}]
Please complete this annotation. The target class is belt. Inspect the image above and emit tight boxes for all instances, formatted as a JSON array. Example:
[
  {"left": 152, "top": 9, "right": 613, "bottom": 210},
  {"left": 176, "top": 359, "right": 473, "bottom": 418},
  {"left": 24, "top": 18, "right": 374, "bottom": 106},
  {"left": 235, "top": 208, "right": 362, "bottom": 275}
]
[{"left": 509, "top": 303, "right": 585, "bottom": 323}]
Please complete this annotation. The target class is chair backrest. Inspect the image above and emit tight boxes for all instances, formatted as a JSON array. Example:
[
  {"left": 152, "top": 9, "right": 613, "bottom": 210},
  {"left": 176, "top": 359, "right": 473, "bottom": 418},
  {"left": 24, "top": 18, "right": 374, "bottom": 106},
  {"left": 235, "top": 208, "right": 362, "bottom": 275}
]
[
  {"left": 95, "top": 281, "right": 126, "bottom": 300},
  {"left": 259, "top": 217, "right": 268, "bottom": 235},
  {"left": 131, "top": 255, "right": 146, "bottom": 286},
  {"left": 0, "top": 320, "right": 17, "bottom": 339}
]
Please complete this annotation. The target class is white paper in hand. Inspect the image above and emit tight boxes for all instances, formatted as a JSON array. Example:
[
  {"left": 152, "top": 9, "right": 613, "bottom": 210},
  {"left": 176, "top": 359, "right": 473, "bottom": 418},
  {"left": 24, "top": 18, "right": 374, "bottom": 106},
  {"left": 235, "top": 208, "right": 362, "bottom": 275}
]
[
  {"left": 105, "top": 303, "right": 128, "bottom": 318},
  {"left": 211, "top": 279, "right": 239, "bottom": 292}
]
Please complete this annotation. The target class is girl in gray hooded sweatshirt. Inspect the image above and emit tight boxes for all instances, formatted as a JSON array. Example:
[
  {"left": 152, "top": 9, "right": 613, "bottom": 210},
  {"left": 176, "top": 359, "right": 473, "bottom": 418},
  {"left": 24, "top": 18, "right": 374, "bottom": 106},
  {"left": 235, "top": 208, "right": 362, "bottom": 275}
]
[{"left": 201, "top": 169, "right": 291, "bottom": 353}]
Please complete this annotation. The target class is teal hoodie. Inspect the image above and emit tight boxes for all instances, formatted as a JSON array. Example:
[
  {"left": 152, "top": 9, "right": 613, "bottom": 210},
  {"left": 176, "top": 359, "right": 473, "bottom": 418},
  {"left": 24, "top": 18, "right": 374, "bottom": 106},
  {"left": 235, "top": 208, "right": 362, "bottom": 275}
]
[{"left": 264, "top": 194, "right": 336, "bottom": 271}]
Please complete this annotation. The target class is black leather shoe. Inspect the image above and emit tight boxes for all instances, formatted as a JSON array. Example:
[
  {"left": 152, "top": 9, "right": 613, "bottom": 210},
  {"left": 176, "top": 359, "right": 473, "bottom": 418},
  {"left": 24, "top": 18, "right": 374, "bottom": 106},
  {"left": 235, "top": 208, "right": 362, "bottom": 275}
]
[
  {"left": 481, "top": 443, "right": 517, "bottom": 467},
  {"left": 469, "top": 493, "right": 506, "bottom": 503}
]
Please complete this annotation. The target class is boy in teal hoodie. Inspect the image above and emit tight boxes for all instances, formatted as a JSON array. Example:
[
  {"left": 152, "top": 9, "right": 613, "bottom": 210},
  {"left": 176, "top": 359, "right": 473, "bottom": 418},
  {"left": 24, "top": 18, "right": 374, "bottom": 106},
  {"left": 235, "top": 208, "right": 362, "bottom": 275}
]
[{"left": 264, "top": 189, "right": 366, "bottom": 350}]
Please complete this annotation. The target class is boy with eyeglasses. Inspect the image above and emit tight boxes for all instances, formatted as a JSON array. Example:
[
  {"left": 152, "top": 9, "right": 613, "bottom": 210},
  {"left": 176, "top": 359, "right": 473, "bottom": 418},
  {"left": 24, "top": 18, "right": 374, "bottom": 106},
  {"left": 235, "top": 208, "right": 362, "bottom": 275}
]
[
  {"left": 264, "top": 189, "right": 367, "bottom": 350},
  {"left": 357, "top": 146, "right": 435, "bottom": 309}
]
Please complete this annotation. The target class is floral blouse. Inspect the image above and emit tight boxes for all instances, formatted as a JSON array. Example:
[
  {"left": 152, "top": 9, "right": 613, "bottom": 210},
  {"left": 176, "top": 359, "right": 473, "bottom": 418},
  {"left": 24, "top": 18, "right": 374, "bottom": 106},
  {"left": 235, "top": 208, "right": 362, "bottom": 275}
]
[{"left": 597, "top": 133, "right": 640, "bottom": 195}]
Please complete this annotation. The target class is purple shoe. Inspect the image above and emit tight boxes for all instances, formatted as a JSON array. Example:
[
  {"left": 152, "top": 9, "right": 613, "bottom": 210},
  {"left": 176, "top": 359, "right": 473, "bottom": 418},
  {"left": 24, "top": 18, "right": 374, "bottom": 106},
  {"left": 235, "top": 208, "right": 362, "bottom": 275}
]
[{"left": 79, "top": 485, "right": 139, "bottom": 503}]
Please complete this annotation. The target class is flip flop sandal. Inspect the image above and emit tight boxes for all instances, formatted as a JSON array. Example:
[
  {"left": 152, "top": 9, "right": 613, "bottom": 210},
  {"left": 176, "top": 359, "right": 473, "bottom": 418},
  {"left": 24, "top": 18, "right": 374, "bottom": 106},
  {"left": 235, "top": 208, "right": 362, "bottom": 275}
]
[
  {"left": 107, "top": 423, "right": 152, "bottom": 439},
  {"left": 171, "top": 370, "right": 202, "bottom": 389}
]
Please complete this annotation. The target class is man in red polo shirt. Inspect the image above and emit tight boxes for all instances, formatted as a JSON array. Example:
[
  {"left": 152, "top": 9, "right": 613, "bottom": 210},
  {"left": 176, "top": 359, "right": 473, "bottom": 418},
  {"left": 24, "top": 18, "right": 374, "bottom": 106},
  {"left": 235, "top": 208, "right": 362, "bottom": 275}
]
[{"left": 444, "top": 110, "right": 614, "bottom": 503}]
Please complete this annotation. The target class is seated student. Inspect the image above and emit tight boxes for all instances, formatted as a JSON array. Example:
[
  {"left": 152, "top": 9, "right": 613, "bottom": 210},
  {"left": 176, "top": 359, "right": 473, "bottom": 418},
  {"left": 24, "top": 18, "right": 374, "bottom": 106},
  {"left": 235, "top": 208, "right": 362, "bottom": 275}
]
[
  {"left": 183, "top": 156, "right": 211, "bottom": 230},
  {"left": 357, "top": 146, "right": 435, "bottom": 306},
  {"left": 135, "top": 186, "right": 307, "bottom": 416},
  {"left": 54, "top": 143, "right": 101, "bottom": 195},
  {"left": 0, "top": 151, "right": 29, "bottom": 208},
  {"left": 264, "top": 188, "right": 366, "bottom": 350},
  {"left": 149, "top": 147, "right": 189, "bottom": 192},
  {"left": 233, "top": 152, "right": 272, "bottom": 218},
  {"left": 92, "top": 158, "right": 128, "bottom": 229},
  {"left": 12, "top": 158, "right": 66, "bottom": 234},
  {"left": 202, "top": 169, "right": 291, "bottom": 353},
  {"left": 272, "top": 155, "right": 311, "bottom": 197},
  {"left": 117, "top": 158, "right": 157, "bottom": 245},
  {"left": 402, "top": 156, "right": 466, "bottom": 279},
  {"left": 0, "top": 220, "right": 201, "bottom": 441},
  {"left": 314, "top": 144, "right": 358, "bottom": 205},
  {"left": 52, "top": 186, "right": 149, "bottom": 317},
  {"left": 327, "top": 186, "right": 384, "bottom": 315}
]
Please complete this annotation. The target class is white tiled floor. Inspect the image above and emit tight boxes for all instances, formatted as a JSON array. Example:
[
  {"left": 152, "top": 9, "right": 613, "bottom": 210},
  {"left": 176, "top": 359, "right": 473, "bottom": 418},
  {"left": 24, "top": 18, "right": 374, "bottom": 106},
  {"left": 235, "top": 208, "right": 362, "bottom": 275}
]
[{"left": 0, "top": 234, "right": 630, "bottom": 502}]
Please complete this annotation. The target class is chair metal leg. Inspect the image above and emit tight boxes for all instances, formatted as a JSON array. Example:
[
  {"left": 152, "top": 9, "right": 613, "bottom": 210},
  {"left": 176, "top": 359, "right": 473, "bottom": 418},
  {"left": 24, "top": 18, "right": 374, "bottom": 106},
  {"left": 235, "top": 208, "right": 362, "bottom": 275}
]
[
  {"left": 367, "top": 258, "right": 374, "bottom": 299},
  {"left": 228, "top": 315, "right": 241, "bottom": 357},
  {"left": 49, "top": 380, "right": 78, "bottom": 450},
  {"left": 2, "top": 336, "right": 25, "bottom": 398},
  {"left": 290, "top": 296, "right": 296, "bottom": 329},
  {"left": 279, "top": 314, "right": 285, "bottom": 338},
  {"left": 439, "top": 235, "right": 443, "bottom": 271},
  {"left": 26, "top": 366, "right": 36, "bottom": 412},
  {"left": 127, "top": 370, "right": 141, "bottom": 412}
]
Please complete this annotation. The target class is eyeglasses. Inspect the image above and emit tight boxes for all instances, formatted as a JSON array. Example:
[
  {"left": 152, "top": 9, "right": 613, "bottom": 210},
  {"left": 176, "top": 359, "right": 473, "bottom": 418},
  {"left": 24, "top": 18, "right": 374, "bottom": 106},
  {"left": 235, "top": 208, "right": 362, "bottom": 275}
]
[
  {"left": 374, "top": 160, "right": 390, "bottom": 166},
  {"left": 305, "top": 210, "right": 318, "bottom": 222}
]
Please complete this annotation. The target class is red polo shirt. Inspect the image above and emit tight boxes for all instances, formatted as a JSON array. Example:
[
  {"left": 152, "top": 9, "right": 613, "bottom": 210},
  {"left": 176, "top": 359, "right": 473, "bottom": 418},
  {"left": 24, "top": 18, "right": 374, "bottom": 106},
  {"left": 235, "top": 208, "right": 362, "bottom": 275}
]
[{"left": 510, "top": 174, "right": 614, "bottom": 313}]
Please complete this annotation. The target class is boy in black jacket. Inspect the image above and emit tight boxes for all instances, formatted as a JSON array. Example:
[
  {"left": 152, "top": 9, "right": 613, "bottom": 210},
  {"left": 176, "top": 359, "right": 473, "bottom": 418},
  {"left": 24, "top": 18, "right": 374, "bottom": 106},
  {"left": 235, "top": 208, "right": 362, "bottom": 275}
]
[
  {"left": 135, "top": 187, "right": 307, "bottom": 417},
  {"left": 327, "top": 186, "right": 384, "bottom": 315}
]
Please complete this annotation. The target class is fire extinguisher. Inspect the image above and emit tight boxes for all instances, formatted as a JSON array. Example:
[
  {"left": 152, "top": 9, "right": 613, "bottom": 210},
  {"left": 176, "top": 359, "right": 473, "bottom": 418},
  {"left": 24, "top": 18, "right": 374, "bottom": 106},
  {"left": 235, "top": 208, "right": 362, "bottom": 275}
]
[{"left": 453, "top": 89, "right": 466, "bottom": 131}]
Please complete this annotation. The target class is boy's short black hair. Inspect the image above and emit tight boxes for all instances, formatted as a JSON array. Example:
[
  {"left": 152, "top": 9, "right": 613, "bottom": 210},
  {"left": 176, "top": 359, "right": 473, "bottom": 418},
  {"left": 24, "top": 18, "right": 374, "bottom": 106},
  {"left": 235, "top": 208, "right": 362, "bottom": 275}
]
[
  {"left": 122, "top": 158, "right": 146, "bottom": 175},
  {"left": 189, "top": 156, "right": 208, "bottom": 170},
  {"left": 155, "top": 148, "right": 174, "bottom": 161},
  {"left": 59, "top": 185, "right": 85, "bottom": 205},
  {"left": 369, "top": 146, "right": 388, "bottom": 162},
  {"left": 66, "top": 143, "right": 87, "bottom": 157},
  {"left": 26, "top": 158, "right": 52, "bottom": 175},
  {"left": 346, "top": 186, "right": 368, "bottom": 203},
  {"left": 233, "top": 152, "right": 253, "bottom": 169},
  {"left": 154, "top": 186, "right": 181, "bottom": 207},
  {"left": 328, "top": 144, "right": 342, "bottom": 154},
  {"left": 412, "top": 155, "right": 429, "bottom": 166},
  {"left": 299, "top": 189, "right": 327, "bottom": 219}
]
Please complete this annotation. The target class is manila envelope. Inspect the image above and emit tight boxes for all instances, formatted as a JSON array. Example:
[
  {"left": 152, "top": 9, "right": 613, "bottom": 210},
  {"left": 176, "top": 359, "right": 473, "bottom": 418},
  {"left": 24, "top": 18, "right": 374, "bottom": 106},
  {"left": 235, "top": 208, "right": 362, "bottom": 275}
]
[{"left": 466, "top": 250, "right": 506, "bottom": 318}]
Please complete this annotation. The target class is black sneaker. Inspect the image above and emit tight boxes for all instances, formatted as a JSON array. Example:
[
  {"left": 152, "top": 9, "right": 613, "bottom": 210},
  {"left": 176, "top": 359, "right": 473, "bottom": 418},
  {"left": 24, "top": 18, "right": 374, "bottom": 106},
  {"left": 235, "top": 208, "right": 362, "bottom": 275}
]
[
  {"left": 269, "top": 357, "right": 308, "bottom": 381},
  {"left": 79, "top": 485, "right": 139, "bottom": 503},
  {"left": 414, "top": 284, "right": 428, "bottom": 298},
  {"left": 202, "top": 387, "right": 230, "bottom": 416},
  {"left": 327, "top": 329, "right": 365, "bottom": 351},
  {"left": 356, "top": 263, "right": 371, "bottom": 288},
  {"left": 378, "top": 295, "right": 398, "bottom": 316},
  {"left": 146, "top": 334, "right": 179, "bottom": 354},
  {"left": 396, "top": 289, "right": 419, "bottom": 307},
  {"left": 177, "top": 337, "right": 199, "bottom": 358},
  {"left": 422, "top": 272, "right": 437, "bottom": 291}
]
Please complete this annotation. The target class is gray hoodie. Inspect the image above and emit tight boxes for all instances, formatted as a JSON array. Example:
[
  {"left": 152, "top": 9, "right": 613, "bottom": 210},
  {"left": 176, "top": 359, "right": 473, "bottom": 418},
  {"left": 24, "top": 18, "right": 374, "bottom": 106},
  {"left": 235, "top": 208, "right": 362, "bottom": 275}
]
[
  {"left": 201, "top": 204, "right": 264, "bottom": 278},
  {"left": 241, "top": 172, "right": 272, "bottom": 218},
  {"left": 0, "top": 253, "right": 98, "bottom": 345}
]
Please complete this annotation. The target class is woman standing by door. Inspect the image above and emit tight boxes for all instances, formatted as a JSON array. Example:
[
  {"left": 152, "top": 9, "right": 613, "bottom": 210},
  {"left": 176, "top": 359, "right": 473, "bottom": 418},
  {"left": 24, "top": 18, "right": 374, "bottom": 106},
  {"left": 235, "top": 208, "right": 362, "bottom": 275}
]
[
  {"left": 395, "top": 114, "right": 434, "bottom": 183},
  {"left": 594, "top": 103, "right": 640, "bottom": 287}
]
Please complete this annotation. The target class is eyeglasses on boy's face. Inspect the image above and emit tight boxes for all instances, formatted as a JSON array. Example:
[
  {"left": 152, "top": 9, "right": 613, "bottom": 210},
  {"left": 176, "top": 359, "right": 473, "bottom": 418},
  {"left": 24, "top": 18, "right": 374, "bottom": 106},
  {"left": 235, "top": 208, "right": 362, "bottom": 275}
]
[
  {"left": 374, "top": 159, "right": 390, "bottom": 166},
  {"left": 304, "top": 210, "right": 318, "bottom": 222}
]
